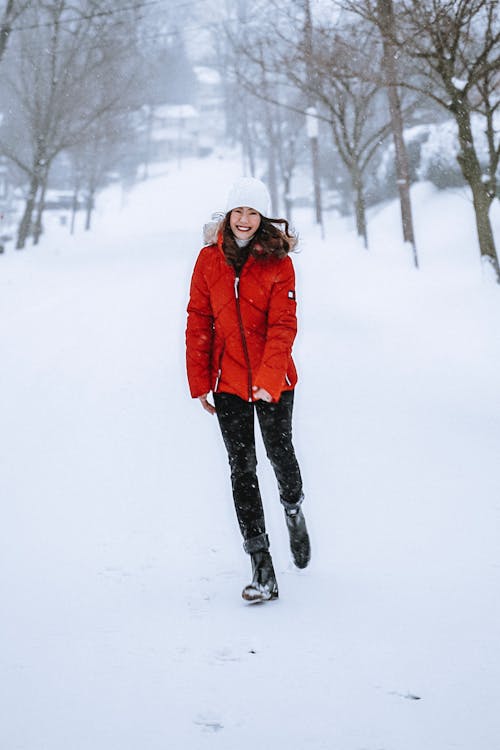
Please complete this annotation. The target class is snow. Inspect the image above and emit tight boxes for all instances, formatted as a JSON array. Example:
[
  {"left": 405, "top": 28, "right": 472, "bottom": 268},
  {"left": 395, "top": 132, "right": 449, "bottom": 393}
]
[
  {"left": 1, "top": 157, "right": 500, "bottom": 750},
  {"left": 194, "top": 65, "right": 221, "bottom": 86},
  {"left": 452, "top": 77, "right": 467, "bottom": 91},
  {"left": 419, "top": 113, "right": 500, "bottom": 179}
]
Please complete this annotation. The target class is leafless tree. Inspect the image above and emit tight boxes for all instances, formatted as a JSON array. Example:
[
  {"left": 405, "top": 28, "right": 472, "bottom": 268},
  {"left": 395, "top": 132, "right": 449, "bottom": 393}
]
[
  {"left": 345, "top": 0, "right": 500, "bottom": 279},
  {"left": 66, "top": 111, "right": 130, "bottom": 233},
  {"left": 218, "top": 3, "right": 310, "bottom": 217},
  {"left": 404, "top": 0, "right": 500, "bottom": 279},
  {"left": 223, "top": 3, "right": 401, "bottom": 247},
  {"left": 0, "top": 0, "right": 29, "bottom": 64},
  {"left": 0, "top": 0, "right": 141, "bottom": 248},
  {"left": 275, "top": 103, "right": 303, "bottom": 222},
  {"left": 305, "top": 26, "right": 395, "bottom": 247},
  {"left": 254, "top": 12, "right": 394, "bottom": 246},
  {"left": 302, "top": 0, "right": 323, "bottom": 227},
  {"left": 377, "top": 0, "right": 418, "bottom": 266}
]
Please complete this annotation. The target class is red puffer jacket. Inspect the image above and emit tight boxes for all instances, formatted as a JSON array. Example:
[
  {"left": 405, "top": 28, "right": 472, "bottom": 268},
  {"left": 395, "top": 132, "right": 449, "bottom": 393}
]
[{"left": 186, "top": 234, "right": 298, "bottom": 402}]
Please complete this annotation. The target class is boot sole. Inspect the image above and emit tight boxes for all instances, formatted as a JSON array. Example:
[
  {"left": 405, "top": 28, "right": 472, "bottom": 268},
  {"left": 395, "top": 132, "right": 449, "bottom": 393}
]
[{"left": 242, "top": 586, "right": 279, "bottom": 603}]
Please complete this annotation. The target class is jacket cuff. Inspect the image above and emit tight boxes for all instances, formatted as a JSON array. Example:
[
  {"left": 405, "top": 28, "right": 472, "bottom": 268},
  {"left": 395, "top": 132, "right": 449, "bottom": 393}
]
[
  {"left": 189, "top": 380, "right": 211, "bottom": 399},
  {"left": 254, "top": 365, "right": 285, "bottom": 402}
]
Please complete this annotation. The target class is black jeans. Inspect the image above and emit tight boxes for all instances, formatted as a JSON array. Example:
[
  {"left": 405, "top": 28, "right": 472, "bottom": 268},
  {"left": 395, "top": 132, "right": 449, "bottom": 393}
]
[{"left": 214, "top": 391, "right": 303, "bottom": 552}]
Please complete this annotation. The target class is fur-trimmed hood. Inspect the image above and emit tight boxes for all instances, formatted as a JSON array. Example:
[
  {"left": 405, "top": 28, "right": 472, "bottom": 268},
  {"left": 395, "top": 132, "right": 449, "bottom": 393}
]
[{"left": 203, "top": 213, "right": 225, "bottom": 246}]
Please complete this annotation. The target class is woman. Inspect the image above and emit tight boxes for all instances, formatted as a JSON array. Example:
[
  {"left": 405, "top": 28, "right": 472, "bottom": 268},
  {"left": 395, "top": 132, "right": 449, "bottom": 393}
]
[{"left": 186, "top": 177, "right": 310, "bottom": 603}]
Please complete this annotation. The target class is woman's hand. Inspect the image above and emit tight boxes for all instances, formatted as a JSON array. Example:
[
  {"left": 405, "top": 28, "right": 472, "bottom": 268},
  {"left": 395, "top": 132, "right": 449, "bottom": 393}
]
[
  {"left": 252, "top": 386, "right": 272, "bottom": 403},
  {"left": 199, "top": 393, "right": 216, "bottom": 415}
]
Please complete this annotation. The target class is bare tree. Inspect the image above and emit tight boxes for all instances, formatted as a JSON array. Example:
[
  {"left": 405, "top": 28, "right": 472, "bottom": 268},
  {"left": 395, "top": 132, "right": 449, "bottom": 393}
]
[
  {"left": 0, "top": 0, "right": 141, "bottom": 248},
  {"left": 309, "top": 27, "right": 395, "bottom": 247},
  {"left": 302, "top": 0, "right": 323, "bottom": 228},
  {"left": 219, "top": 3, "right": 309, "bottom": 217},
  {"left": 409, "top": 0, "right": 499, "bottom": 279},
  {"left": 0, "top": 1, "right": 29, "bottom": 64},
  {"left": 275, "top": 102, "right": 304, "bottom": 222},
  {"left": 338, "top": 0, "right": 421, "bottom": 261},
  {"left": 259, "top": 14, "right": 393, "bottom": 246},
  {"left": 377, "top": 0, "right": 418, "bottom": 266},
  {"left": 66, "top": 111, "right": 130, "bottom": 233},
  {"left": 223, "top": 4, "right": 398, "bottom": 246},
  {"left": 235, "top": 0, "right": 257, "bottom": 176},
  {"left": 346, "top": 0, "right": 500, "bottom": 279}
]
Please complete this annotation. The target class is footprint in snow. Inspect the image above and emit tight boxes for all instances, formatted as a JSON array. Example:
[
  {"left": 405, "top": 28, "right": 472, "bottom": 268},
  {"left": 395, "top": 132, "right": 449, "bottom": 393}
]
[
  {"left": 212, "top": 647, "right": 241, "bottom": 663},
  {"left": 194, "top": 715, "right": 224, "bottom": 733},
  {"left": 389, "top": 690, "right": 422, "bottom": 701}
]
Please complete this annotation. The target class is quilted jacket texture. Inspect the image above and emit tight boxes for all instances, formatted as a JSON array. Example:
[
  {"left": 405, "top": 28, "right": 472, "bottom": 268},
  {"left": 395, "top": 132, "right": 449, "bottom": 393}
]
[{"left": 186, "top": 232, "right": 298, "bottom": 402}]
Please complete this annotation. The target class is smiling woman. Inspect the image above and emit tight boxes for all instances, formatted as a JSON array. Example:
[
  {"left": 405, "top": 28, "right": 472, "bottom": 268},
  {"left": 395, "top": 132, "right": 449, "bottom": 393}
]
[{"left": 185, "top": 177, "right": 310, "bottom": 604}]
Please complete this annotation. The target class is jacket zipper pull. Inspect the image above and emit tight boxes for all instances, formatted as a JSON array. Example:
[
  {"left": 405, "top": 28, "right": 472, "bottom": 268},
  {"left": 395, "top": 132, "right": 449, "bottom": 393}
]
[
  {"left": 234, "top": 276, "right": 239, "bottom": 298},
  {"left": 214, "top": 368, "right": 221, "bottom": 392}
]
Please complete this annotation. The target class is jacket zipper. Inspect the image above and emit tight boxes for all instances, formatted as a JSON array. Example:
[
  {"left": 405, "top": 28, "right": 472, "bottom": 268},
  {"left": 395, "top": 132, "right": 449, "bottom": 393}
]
[
  {"left": 234, "top": 276, "right": 253, "bottom": 402},
  {"left": 213, "top": 344, "right": 224, "bottom": 392}
]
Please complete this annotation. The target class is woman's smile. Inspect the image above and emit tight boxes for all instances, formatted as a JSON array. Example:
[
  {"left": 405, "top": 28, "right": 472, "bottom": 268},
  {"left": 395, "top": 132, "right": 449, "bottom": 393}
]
[{"left": 230, "top": 206, "right": 261, "bottom": 240}]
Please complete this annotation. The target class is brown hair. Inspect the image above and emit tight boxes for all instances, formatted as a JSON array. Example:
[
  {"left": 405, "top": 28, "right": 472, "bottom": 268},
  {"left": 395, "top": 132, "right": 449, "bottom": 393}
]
[{"left": 221, "top": 212, "right": 298, "bottom": 266}]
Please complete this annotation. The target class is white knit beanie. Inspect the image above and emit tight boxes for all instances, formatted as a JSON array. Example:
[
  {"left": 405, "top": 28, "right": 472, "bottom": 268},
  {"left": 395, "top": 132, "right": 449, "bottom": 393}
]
[{"left": 225, "top": 177, "right": 271, "bottom": 217}]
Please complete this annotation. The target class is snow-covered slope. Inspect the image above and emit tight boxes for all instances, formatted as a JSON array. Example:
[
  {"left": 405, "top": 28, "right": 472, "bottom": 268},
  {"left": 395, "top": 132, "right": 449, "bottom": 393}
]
[{"left": 1, "top": 157, "right": 499, "bottom": 749}]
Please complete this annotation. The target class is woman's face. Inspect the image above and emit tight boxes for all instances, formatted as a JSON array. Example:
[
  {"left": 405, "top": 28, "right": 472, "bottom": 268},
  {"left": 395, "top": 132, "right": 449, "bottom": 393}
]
[{"left": 229, "top": 207, "right": 261, "bottom": 240}]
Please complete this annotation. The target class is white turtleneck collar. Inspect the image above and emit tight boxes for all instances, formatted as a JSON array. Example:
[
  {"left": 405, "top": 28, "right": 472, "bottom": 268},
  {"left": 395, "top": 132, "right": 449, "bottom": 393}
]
[{"left": 235, "top": 237, "right": 253, "bottom": 248}]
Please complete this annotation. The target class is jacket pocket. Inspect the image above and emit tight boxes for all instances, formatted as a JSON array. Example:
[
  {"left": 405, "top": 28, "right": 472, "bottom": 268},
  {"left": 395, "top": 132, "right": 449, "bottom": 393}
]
[
  {"left": 211, "top": 344, "right": 225, "bottom": 392},
  {"left": 285, "top": 357, "right": 298, "bottom": 389}
]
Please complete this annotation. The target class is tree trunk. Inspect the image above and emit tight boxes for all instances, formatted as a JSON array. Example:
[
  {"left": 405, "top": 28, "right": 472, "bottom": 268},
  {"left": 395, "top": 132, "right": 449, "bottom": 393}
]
[
  {"left": 310, "top": 135, "right": 323, "bottom": 226},
  {"left": 470, "top": 188, "right": 500, "bottom": 279},
  {"left": 33, "top": 170, "right": 49, "bottom": 245},
  {"left": 0, "top": 0, "right": 14, "bottom": 64},
  {"left": 304, "top": 0, "right": 323, "bottom": 228},
  {"left": 16, "top": 172, "right": 39, "bottom": 249},
  {"left": 267, "top": 130, "right": 279, "bottom": 215},
  {"left": 454, "top": 104, "right": 500, "bottom": 280},
  {"left": 70, "top": 185, "right": 79, "bottom": 234},
  {"left": 236, "top": 0, "right": 255, "bottom": 177},
  {"left": 283, "top": 173, "right": 292, "bottom": 223},
  {"left": 241, "top": 98, "right": 255, "bottom": 177},
  {"left": 85, "top": 189, "right": 95, "bottom": 231},
  {"left": 142, "top": 104, "right": 154, "bottom": 180},
  {"left": 261, "top": 78, "right": 279, "bottom": 214},
  {"left": 352, "top": 169, "right": 368, "bottom": 248},
  {"left": 377, "top": 0, "right": 418, "bottom": 267}
]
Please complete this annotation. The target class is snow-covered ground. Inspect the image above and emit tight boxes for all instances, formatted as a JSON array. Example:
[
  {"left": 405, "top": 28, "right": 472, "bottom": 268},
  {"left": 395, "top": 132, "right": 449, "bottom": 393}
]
[{"left": 1, "top": 156, "right": 499, "bottom": 750}]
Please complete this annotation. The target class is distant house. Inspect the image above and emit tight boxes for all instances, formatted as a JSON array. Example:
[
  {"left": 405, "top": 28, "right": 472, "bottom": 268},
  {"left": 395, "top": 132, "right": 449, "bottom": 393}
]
[
  {"left": 139, "top": 66, "right": 223, "bottom": 166},
  {"left": 148, "top": 104, "right": 200, "bottom": 161}
]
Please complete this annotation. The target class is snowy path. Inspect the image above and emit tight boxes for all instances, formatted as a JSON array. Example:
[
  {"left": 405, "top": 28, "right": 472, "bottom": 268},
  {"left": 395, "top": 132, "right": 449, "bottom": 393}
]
[{"left": 1, "top": 160, "right": 500, "bottom": 749}]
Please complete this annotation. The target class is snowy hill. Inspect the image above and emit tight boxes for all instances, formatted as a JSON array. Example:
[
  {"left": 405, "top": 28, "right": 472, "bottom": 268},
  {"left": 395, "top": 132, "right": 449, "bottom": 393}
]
[{"left": 1, "top": 156, "right": 499, "bottom": 750}]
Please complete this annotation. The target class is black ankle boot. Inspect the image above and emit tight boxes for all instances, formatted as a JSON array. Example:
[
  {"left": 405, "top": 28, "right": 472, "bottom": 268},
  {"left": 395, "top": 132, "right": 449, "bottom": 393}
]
[
  {"left": 285, "top": 507, "right": 311, "bottom": 569},
  {"left": 242, "top": 550, "right": 279, "bottom": 602}
]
